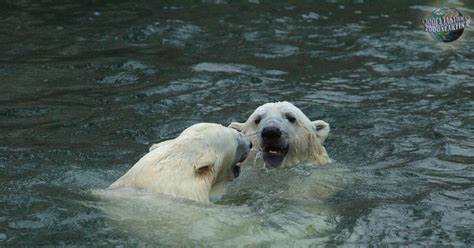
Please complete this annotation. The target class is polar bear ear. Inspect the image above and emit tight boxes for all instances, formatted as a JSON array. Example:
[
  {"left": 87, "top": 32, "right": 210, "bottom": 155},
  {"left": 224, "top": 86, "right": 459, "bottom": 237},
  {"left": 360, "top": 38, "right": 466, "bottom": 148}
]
[
  {"left": 149, "top": 143, "right": 160, "bottom": 152},
  {"left": 229, "top": 122, "right": 244, "bottom": 132},
  {"left": 312, "top": 120, "right": 330, "bottom": 143},
  {"left": 194, "top": 152, "right": 217, "bottom": 178},
  {"left": 194, "top": 163, "right": 214, "bottom": 177},
  {"left": 149, "top": 139, "right": 173, "bottom": 152}
]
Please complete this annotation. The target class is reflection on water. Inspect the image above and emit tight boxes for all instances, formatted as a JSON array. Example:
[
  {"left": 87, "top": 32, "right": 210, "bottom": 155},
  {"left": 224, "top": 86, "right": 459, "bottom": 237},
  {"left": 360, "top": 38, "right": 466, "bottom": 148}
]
[{"left": 1, "top": 0, "right": 473, "bottom": 246}]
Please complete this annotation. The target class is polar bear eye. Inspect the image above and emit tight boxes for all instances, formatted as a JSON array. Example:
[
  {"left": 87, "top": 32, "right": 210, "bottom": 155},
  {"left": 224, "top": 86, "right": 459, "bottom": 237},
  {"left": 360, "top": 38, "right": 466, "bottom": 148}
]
[
  {"left": 254, "top": 116, "right": 261, "bottom": 125},
  {"left": 286, "top": 114, "right": 296, "bottom": 123}
]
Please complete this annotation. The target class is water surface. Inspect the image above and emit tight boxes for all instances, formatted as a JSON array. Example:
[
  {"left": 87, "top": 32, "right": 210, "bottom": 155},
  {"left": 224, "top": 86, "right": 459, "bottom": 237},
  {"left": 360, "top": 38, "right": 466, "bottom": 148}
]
[{"left": 1, "top": 0, "right": 473, "bottom": 246}]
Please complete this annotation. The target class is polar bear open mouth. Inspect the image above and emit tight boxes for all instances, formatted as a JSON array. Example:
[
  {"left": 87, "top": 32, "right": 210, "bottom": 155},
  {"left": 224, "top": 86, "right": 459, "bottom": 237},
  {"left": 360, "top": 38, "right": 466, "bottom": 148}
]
[
  {"left": 231, "top": 156, "right": 246, "bottom": 178},
  {"left": 262, "top": 145, "right": 289, "bottom": 168},
  {"left": 231, "top": 163, "right": 241, "bottom": 178}
]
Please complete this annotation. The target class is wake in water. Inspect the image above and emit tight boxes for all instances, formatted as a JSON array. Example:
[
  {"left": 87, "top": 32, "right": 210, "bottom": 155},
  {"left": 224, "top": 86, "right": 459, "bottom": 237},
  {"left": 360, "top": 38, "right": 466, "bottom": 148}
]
[{"left": 92, "top": 161, "right": 351, "bottom": 246}]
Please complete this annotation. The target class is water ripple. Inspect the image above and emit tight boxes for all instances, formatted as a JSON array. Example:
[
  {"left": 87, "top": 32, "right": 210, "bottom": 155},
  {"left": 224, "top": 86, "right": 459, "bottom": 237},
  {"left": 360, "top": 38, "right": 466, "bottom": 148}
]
[{"left": 1, "top": 0, "right": 474, "bottom": 246}]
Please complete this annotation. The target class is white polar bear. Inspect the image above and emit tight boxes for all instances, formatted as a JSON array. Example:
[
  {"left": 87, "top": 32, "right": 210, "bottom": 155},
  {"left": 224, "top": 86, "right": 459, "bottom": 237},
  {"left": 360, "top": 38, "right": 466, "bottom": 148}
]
[
  {"left": 230, "top": 101, "right": 330, "bottom": 168},
  {"left": 109, "top": 123, "right": 252, "bottom": 203}
]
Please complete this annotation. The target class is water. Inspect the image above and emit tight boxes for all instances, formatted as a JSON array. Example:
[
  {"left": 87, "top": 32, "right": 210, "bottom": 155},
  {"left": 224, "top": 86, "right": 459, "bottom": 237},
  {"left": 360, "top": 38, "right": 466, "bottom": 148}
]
[{"left": 1, "top": 0, "right": 473, "bottom": 246}]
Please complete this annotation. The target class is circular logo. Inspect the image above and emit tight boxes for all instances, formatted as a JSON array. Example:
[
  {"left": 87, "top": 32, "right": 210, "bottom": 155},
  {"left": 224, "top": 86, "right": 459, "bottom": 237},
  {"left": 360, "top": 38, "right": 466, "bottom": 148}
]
[{"left": 422, "top": 7, "right": 471, "bottom": 42}]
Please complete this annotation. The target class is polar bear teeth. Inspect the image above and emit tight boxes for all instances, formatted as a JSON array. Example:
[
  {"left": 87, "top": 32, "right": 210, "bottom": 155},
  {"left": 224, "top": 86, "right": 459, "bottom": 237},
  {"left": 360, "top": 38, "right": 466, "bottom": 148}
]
[{"left": 265, "top": 148, "right": 284, "bottom": 155}]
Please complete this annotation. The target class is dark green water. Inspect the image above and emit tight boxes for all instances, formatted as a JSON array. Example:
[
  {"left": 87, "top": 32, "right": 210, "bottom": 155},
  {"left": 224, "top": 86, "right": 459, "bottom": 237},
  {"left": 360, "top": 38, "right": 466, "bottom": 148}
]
[{"left": 1, "top": 0, "right": 473, "bottom": 246}]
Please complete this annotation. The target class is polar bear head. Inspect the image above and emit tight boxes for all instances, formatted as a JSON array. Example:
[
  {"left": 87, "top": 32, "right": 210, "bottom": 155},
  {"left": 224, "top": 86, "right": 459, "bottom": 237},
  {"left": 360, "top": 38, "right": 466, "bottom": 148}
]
[
  {"left": 230, "top": 101, "right": 330, "bottom": 168},
  {"left": 177, "top": 123, "right": 252, "bottom": 182},
  {"left": 110, "top": 123, "right": 252, "bottom": 202}
]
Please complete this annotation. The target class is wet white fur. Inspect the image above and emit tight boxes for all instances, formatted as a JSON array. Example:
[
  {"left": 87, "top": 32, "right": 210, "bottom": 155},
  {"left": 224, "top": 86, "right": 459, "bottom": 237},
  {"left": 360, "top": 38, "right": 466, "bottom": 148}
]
[
  {"left": 230, "top": 101, "right": 330, "bottom": 167},
  {"left": 109, "top": 123, "right": 246, "bottom": 203}
]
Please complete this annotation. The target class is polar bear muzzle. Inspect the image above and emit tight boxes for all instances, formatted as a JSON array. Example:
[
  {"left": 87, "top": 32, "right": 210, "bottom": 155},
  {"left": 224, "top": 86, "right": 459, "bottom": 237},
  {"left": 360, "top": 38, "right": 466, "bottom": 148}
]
[
  {"left": 261, "top": 126, "right": 289, "bottom": 168},
  {"left": 231, "top": 132, "right": 252, "bottom": 178}
]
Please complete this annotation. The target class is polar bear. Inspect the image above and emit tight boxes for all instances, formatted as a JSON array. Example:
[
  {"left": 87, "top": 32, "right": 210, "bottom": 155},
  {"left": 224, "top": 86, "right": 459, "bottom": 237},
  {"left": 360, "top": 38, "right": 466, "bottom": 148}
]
[
  {"left": 109, "top": 123, "right": 252, "bottom": 203},
  {"left": 229, "top": 101, "right": 330, "bottom": 168}
]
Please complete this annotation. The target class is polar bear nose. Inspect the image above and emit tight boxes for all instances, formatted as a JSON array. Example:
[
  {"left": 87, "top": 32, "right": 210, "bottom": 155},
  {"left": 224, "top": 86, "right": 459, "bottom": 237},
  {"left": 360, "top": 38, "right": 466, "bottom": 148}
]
[{"left": 261, "top": 126, "right": 282, "bottom": 142}]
